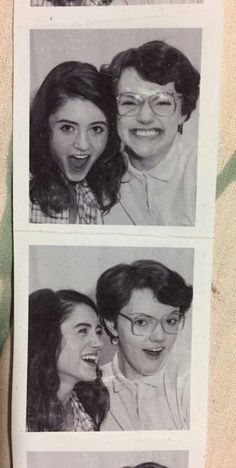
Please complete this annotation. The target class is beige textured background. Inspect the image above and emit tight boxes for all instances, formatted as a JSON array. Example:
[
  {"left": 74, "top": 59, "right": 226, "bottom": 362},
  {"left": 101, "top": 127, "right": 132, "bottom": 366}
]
[
  {"left": 0, "top": 0, "right": 13, "bottom": 464},
  {"left": 0, "top": 0, "right": 235, "bottom": 466}
]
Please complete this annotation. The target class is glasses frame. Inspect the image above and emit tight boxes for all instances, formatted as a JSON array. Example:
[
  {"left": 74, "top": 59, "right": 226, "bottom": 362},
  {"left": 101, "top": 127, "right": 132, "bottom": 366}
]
[
  {"left": 118, "top": 311, "right": 185, "bottom": 336},
  {"left": 116, "top": 91, "right": 182, "bottom": 118}
]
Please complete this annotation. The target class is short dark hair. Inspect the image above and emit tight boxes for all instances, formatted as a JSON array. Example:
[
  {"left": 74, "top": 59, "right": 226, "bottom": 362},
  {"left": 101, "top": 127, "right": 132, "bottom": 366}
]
[
  {"left": 101, "top": 40, "right": 200, "bottom": 120},
  {"left": 96, "top": 260, "right": 193, "bottom": 331},
  {"left": 123, "top": 463, "right": 168, "bottom": 468},
  {"left": 51, "top": 0, "right": 112, "bottom": 4},
  {"left": 27, "top": 288, "right": 109, "bottom": 431},
  {"left": 30, "top": 61, "right": 124, "bottom": 217},
  {"left": 51, "top": 0, "right": 82, "bottom": 4}
]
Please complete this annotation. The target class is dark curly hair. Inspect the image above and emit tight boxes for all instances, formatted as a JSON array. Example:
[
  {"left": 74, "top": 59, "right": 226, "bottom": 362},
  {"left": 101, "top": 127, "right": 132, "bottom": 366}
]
[
  {"left": 123, "top": 463, "right": 168, "bottom": 468},
  {"left": 30, "top": 61, "right": 125, "bottom": 218},
  {"left": 51, "top": 0, "right": 83, "bottom": 4},
  {"left": 50, "top": 0, "right": 112, "bottom": 5},
  {"left": 27, "top": 288, "right": 109, "bottom": 431},
  {"left": 101, "top": 40, "right": 200, "bottom": 121},
  {"left": 96, "top": 259, "right": 193, "bottom": 337}
]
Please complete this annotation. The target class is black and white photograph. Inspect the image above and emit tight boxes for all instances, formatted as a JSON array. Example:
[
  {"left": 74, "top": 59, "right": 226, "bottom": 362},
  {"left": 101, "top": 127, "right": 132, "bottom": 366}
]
[
  {"left": 27, "top": 245, "right": 193, "bottom": 432},
  {"left": 31, "top": 1, "right": 203, "bottom": 7},
  {"left": 27, "top": 451, "right": 189, "bottom": 468},
  {"left": 12, "top": 1, "right": 223, "bottom": 467},
  {"left": 29, "top": 28, "right": 201, "bottom": 226}
]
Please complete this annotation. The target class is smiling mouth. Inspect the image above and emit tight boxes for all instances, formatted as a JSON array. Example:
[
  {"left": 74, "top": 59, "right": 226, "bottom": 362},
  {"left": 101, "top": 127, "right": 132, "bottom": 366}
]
[
  {"left": 69, "top": 154, "right": 90, "bottom": 171},
  {"left": 81, "top": 353, "right": 99, "bottom": 366},
  {"left": 143, "top": 347, "right": 164, "bottom": 358},
  {"left": 130, "top": 129, "right": 164, "bottom": 138}
]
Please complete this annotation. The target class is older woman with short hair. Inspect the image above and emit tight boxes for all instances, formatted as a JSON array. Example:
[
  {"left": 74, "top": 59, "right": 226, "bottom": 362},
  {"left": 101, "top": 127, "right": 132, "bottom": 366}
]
[
  {"left": 123, "top": 463, "right": 167, "bottom": 468},
  {"left": 100, "top": 40, "right": 200, "bottom": 226},
  {"left": 96, "top": 259, "right": 193, "bottom": 430}
]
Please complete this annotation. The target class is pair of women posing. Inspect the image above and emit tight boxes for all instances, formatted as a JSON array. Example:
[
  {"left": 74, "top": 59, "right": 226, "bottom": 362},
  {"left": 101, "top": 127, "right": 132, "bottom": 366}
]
[
  {"left": 30, "top": 40, "right": 200, "bottom": 225},
  {"left": 27, "top": 260, "right": 192, "bottom": 432}
]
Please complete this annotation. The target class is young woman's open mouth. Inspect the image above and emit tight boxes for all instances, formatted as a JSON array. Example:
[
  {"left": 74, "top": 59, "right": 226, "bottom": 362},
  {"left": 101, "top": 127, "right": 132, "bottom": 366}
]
[
  {"left": 69, "top": 154, "right": 90, "bottom": 171},
  {"left": 81, "top": 352, "right": 100, "bottom": 367},
  {"left": 143, "top": 347, "right": 164, "bottom": 358}
]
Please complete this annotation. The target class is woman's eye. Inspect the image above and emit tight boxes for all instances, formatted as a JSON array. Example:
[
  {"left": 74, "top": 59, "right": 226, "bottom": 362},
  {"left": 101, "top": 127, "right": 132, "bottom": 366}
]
[
  {"left": 91, "top": 126, "right": 106, "bottom": 135},
  {"left": 121, "top": 99, "right": 139, "bottom": 108},
  {"left": 166, "top": 317, "right": 178, "bottom": 326},
  {"left": 123, "top": 100, "right": 137, "bottom": 106},
  {"left": 157, "top": 100, "right": 171, "bottom": 107},
  {"left": 119, "top": 95, "right": 139, "bottom": 106},
  {"left": 77, "top": 327, "right": 88, "bottom": 335},
  {"left": 134, "top": 318, "right": 148, "bottom": 327},
  {"left": 60, "top": 124, "right": 75, "bottom": 133}
]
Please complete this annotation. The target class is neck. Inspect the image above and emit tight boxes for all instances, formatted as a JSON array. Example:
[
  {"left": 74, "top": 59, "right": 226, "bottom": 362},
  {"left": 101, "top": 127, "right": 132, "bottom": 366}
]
[
  {"left": 117, "top": 349, "right": 170, "bottom": 381},
  {"left": 57, "top": 379, "right": 76, "bottom": 407},
  {"left": 128, "top": 150, "right": 165, "bottom": 172},
  {"left": 117, "top": 350, "right": 140, "bottom": 380}
]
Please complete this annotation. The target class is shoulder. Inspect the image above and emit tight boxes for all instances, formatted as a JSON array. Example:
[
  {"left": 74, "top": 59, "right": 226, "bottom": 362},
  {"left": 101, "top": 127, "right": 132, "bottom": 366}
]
[
  {"left": 179, "top": 134, "right": 196, "bottom": 152},
  {"left": 174, "top": 136, "right": 197, "bottom": 197},
  {"left": 30, "top": 200, "right": 46, "bottom": 223},
  {"left": 101, "top": 361, "right": 114, "bottom": 378},
  {"left": 165, "top": 351, "right": 190, "bottom": 383},
  {"left": 178, "top": 136, "right": 197, "bottom": 166},
  {"left": 164, "top": 351, "right": 190, "bottom": 428},
  {"left": 30, "top": 200, "right": 68, "bottom": 224}
]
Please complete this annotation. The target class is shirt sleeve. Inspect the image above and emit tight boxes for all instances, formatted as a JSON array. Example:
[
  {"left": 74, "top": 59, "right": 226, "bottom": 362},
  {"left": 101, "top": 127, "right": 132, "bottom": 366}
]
[{"left": 179, "top": 372, "right": 190, "bottom": 428}]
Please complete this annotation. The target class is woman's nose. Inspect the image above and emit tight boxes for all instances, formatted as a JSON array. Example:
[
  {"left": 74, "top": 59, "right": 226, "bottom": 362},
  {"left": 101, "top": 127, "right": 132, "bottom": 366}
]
[
  {"left": 149, "top": 322, "right": 165, "bottom": 342},
  {"left": 137, "top": 99, "right": 155, "bottom": 123},
  {"left": 73, "top": 130, "right": 90, "bottom": 151}
]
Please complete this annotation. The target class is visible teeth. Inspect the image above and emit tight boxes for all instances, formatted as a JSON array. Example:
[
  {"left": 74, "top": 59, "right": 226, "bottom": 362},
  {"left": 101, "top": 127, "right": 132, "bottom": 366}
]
[
  {"left": 82, "top": 353, "right": 98, "bottom": 363},
  {"left": 146, "top": 348, "right": 163, "bottom": 352},
  {"left": 72, "top": 154, "right": 89, "bottom": 159},
  {"left": 133, "top": 129, "right": 160, "bottom": 137}
]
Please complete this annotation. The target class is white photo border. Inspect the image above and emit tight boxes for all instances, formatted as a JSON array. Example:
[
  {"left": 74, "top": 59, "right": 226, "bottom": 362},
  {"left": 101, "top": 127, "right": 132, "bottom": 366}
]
[
  {"left": 13, "top": 232, "right": 212, "bottom": 468},
  {"left": 14, "top": 0, "right": 223, "bottom": 236}
]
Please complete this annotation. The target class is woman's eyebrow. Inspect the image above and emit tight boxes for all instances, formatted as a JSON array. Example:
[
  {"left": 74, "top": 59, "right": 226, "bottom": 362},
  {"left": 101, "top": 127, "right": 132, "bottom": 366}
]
[
  {"left": 73, "top": 322, "right": 91, "bottom": 329},
  {"left": 56, "top": 119, "right": 78, "bottom": 125},
  {"left": 90, "top": 120, "right": 107, "bottom": 125},
  {"left": 128, "top": 313, "right": 151, "bottom": 317},
  {"left": 55, "top": 119, "right": 107, "bottom": 125},
  {"left": 165, "top": 309, "right": 180, "bottom": 314}
]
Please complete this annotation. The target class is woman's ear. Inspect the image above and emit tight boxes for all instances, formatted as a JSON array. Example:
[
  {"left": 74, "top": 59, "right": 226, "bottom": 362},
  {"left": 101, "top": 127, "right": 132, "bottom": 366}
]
[
  {"left": 180, "top": 113, "right": 187, "bottom": 124},
  {"left": 177, "top": 113, "right": 187, "bottom": 134},
  {"left": 104, "top": 319, "right": 118, "bottom": 338}
]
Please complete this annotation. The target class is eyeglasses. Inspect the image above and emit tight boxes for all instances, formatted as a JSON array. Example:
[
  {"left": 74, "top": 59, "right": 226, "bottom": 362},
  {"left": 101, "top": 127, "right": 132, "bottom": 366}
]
[
  {"left": 118, "top": 311, "right": 184, "bottom": 336},
  {"left": 116, "top": 92, "right": 182, "bottom": 118}
]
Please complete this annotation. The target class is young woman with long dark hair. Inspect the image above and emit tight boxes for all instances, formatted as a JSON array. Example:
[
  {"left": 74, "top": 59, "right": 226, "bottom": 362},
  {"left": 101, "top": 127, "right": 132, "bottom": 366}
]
[
  {"left": 27, "top": 289, "right": 109, "bottom": 431},
  {"left": 30, "top": 61, "right": 124, "bottom": 223}
]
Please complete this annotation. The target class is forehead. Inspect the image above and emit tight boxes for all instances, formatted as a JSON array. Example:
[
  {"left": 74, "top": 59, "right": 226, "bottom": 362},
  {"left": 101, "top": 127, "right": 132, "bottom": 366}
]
[
  {"left": 121, "top": 288, "right": 176, "bottom": 318},
  {"left": 50, "top": 97, "right": 106, "bottom": 123},
  {"left": 117, "top": 68, "right": 176, "bottom": 96},
  {"left": 61, "top": 303, "right": 98, "bottom": 331}
]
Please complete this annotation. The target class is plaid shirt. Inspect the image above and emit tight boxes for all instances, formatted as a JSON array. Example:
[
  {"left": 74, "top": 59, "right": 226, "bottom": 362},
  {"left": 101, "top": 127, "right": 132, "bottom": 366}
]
[
  {"left": 70, "top": 391, "right": 96, "bottom": 431},
  {"left": 30, "top": 181, "right": 98, "bottom": 224}
]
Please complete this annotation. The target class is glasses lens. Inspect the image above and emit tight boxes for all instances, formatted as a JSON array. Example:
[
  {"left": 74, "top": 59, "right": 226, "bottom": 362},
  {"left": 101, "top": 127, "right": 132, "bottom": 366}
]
[
  {"left": 132, "top": 315, "right": 155, "bottom": 336},
  {"left": 117, "top": 94, "right": 141, "bottom": 116},
  {"left": 151, "top": 93, "right": 176, "bottom": 117},
  {"left": 162, "top": 313, "right": 181, "bottom": 334}
]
